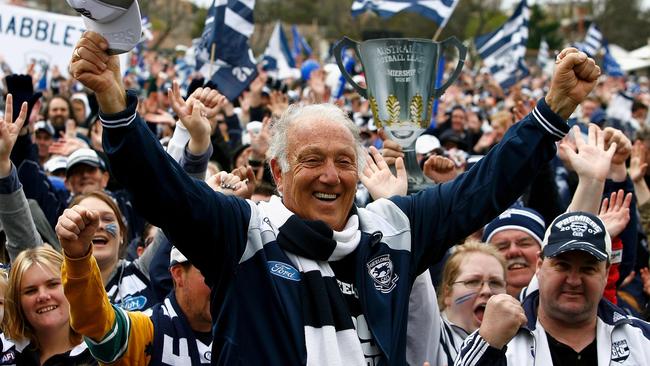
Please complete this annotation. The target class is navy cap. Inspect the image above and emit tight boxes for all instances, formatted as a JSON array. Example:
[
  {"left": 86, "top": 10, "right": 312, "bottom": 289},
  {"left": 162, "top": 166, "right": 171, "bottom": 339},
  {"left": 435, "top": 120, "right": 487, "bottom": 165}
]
[
  {"left": 483, "top": 207, "right": 546, "bottom": 245},
  {"left": 542, "top": 211, "right": 611, "bottom": 261}
]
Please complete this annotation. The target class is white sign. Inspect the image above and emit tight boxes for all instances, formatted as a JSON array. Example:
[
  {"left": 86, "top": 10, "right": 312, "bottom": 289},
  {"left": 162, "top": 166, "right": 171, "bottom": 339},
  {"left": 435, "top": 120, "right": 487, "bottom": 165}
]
[{"left": 0, "top": 4, "right": 128, "bottom": 79}]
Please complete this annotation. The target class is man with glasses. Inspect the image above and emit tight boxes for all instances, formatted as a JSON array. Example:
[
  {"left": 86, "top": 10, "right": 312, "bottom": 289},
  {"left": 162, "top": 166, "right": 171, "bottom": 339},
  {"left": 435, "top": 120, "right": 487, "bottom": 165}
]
[{"left": 457, "top": 212, "right": 650, "bottom": 365}]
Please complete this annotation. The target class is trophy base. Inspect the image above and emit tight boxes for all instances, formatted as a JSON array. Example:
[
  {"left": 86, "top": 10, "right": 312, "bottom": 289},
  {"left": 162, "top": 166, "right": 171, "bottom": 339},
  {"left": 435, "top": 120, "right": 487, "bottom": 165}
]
[{"left": 403, "top": 148, "right": 432, "bottom": 194}]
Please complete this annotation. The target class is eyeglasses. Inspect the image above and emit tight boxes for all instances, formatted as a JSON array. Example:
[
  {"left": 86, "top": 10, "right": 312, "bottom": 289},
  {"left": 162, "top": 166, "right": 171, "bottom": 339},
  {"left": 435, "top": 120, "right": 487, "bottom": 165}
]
[{"left": 452, "top": 278, "right": 506, "bottom": 291}]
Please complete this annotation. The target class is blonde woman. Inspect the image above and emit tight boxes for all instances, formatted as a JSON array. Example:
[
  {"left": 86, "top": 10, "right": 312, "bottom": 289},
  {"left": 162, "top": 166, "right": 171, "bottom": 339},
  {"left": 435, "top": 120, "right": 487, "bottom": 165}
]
[
  {"left": 3, "top": 247, "right": 96, "bottom": 365},
  {"left": 436, "top": 241, "right": 507, "bottom": 365}
]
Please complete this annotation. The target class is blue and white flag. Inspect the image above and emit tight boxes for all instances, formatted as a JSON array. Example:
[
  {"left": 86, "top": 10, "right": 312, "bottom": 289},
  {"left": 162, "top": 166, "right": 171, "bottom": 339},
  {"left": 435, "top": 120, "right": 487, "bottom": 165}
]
[
  {"left": 332, "top": 51, "right": 355, "bottom": 100},
  {"left": 537, "top": 38, "right": 549, "bottom": 68},
  {"left": 351, "top": 0, "right": 459, "bottom": 27},
  {"left": 262, "top": 22, "right": 296, "bottom": 80},
  {"left": 576, "top": 23, "right": 602, "bottom": 57},
  {"left": 603, "top": 42, "right": 623, "bottom": 77},
  {"left": 196, "top": 0, "right": 258, "bottom": 101},
  {"left": 291, "top": 25, "right": 312, "bottom": 58},
  {"left": 475, "top": 0, "right": 530, "bottom": 90}
]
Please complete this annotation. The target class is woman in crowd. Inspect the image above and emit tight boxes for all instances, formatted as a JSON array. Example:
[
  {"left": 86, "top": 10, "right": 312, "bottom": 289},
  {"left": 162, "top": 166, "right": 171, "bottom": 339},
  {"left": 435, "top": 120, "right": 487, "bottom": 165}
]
[
  {"left": 3, "top": 246, "right": 96, "bottom": 365},
  {"left": 436, "top": 241, "right": 507, "bottom": 365},
  {"left": 68, "top": 190, "right": 158, "bottom": 312}
]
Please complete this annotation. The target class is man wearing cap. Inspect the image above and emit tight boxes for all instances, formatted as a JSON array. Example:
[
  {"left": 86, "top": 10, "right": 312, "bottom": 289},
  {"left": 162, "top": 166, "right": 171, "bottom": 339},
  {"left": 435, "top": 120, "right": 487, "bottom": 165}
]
[
  {"left": 58, "top": 199, "right": 214, "bottom": 366},
  {"left": 482, "top": 207, "right": 547, "bottom": 297},
  {"left": 456, "top": 212, "right": 650, "bottom": 365},
  {"left": 65, "top": 147, "right": 109, "bottom": 194},
  {"left": 70, "top": 28, "right": 602, "bottom": 365},
  {"left": 34, "top": 120, "right": 56, "bottom": 165}
]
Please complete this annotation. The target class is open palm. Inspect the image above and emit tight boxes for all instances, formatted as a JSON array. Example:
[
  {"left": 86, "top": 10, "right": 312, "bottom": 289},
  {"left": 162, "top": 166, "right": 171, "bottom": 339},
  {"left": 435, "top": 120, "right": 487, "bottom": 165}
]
[{"left": 0, "top": 94, "right": 28, "bottom": 161}]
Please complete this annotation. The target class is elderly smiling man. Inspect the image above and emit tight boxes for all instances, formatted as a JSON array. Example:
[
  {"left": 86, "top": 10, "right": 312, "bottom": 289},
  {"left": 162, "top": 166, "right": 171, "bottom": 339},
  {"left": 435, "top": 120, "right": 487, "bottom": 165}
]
[{"left": 66, "top": 31, "right": 599, "bottom": 366}]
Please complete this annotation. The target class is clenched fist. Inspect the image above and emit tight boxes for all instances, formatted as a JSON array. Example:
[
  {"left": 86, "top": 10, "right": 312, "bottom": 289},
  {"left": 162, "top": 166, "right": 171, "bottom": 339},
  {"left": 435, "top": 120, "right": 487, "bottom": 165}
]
[
  {"left": 56, "top": 206, "right": 100, "bottom": 258},
  {"left": 545, "top": 48, "right": 601, "bottom": 120},
  {"left": 478, "top": 294, "right": 527, "bottom": 349}
]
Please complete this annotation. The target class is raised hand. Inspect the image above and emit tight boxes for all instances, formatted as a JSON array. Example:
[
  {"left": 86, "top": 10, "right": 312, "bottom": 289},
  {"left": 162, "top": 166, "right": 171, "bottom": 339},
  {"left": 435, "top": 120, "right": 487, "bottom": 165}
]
[
  {"left": 630, "top": 141, "right": 648, "bottom": 183},
  {"left": 603, "top": 127, "right": 632, "bottom": 165},
  {"left": 69, "top": 32, "right": 125, "bottom": 114},
  {"left": 185, "top": 82, "right": 228, "bottom": 121},
  {"left": 207, "top": 166, "right": 255, "bottom": 199},
  {"left": 0, "top": 94, "right": 28, "bottom": 176},
  {"left": 560, "top": 125, "right": 615, "bottom": 183},
  {"left": 379, "top": 130, "right": 404, "bottom": 166},
  {"left": 48, "top": 137, "right": 88, "bottom": 156},
  {"left": 360, "top": 146, "right": 407, "bottom": 200},
  {"left": 478, "top": 294, "right": 527, "bottom": 349},
  {"left": 545, "top": 48, "right": 601, "bottom": 119},
  {"left": 56, "top": 205, "right": 99, "bottom": 258},
  {"left": 599, "top": 189, "right": 632, "bottom": 238},
  {"left": 269, "top": 90, "right": 289, "bottom": 118},
  {"left": 423, "top": 155, "right": 457, "bottom": 183},
  {"left": 168, "top": 80, "right": 211, "bottom": 155}
]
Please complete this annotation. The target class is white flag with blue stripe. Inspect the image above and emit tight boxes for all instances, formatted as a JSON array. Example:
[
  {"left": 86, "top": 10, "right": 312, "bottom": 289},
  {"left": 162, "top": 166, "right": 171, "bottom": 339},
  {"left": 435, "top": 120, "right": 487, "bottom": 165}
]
[
  {"left": 475, "top": 0, "right": 529, "bottom": 90},
  {"left": 196, "top": 0, "right": 258, "bottom": 101},
  {"left": 262, "top": 22, "right": 297, "bottom": 80},
  {"left": 577, "top": 23, "right": 602, "bottom": 57},
  {"left": 351, "top": 0, "right": 459, "bottom": 27},
  {"left": 603, "top": 42, "right": 623, "bottom": 77}
]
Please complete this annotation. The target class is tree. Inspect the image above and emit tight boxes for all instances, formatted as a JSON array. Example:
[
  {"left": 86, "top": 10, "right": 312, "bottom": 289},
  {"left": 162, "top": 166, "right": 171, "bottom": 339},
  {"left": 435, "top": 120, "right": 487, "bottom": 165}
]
[
  {"left": 527, "top": 4, "right": 562, "bottom": 51},
  {"left": 596, "top": 0, "right": 650, "bottom": 50}
]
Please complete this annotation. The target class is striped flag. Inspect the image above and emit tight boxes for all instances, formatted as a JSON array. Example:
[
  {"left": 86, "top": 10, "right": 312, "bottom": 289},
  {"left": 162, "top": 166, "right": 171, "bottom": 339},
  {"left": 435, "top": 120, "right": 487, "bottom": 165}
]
[
  {"left": 196, "top": 0, "right": 258, "bottom": 101},
  {"left": 291, "top": 25, "right": 312, "bottom": 58},
  {"left": 351, "top": 0, "right": 459, "bottom": 27},
  {"left": 331, "top": 51, "right": 355, "bottom": 100},
  {"left": 262, "top": 22, "right": 296, "bottom": 80},
  {"left": 603, "top": 42, "right": 623, "bottom": 77},
  {"left": 537, "top": 38, "right": 549, "bottom": 68},
  {"left": 577, "top": 23, "right": 602, "bottom": 57},
  {"left": 475, "top": 0, "right": 530, "bottom": 90}
]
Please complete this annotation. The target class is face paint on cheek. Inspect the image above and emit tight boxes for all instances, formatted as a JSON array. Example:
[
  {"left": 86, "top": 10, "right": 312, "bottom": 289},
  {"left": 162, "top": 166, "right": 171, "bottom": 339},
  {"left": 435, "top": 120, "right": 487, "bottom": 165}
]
[
  {"left": 454, "top": 292, "right": 478, "bottom": 305},
  {"left": 104, "top": 223, "right": 118, "bottom": 239}
]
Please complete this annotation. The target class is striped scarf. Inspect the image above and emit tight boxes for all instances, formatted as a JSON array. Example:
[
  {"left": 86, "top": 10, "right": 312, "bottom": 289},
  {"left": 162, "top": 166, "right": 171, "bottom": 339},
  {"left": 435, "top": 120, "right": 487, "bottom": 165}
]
[{"left": 262, "top": 196, "right": 365, "bottom": 366}]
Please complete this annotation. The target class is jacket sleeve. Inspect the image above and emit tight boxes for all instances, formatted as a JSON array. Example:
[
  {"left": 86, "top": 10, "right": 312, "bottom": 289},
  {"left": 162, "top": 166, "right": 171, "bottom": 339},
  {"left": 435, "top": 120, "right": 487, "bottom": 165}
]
[
  {"left": 100, "top": 90, "right": 252, "bottom": 285},
  {"left": 62, "top": 249, "right": 153, "bottom": 365},
  {"left": 0, "top": 164, "right": 43, "bottom": 263},
  {"left": 391, "top": 98, "right": 569, "bottom": 275},
  {"left": 11, "top": 134, "right": 66, "bottom": 228},
  {"left": 454, "top": 331, "right": 508, "bottom": 366}
]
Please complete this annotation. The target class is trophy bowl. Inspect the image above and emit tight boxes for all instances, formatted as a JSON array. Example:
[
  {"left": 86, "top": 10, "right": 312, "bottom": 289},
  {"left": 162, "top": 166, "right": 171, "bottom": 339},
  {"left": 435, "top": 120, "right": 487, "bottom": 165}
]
[{"left": 334, "top": 36, "right": 467, "bottom": 193}]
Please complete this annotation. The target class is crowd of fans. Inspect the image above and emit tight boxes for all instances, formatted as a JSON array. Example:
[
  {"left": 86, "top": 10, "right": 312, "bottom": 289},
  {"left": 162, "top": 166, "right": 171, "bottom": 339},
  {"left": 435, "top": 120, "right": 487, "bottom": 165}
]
[{"left": 0, "top": 29, "right": 648, "bottom": 365}]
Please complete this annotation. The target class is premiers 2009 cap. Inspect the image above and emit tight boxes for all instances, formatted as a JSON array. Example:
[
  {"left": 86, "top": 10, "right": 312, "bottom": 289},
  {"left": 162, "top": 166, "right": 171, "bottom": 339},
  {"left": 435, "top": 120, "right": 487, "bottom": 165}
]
[{"left": 66, "top": 0, "right": 142, "bottom": 55}]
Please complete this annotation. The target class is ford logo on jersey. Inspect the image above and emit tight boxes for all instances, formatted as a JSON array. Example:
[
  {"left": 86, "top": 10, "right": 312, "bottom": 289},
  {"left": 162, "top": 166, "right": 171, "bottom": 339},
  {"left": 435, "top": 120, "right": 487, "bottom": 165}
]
[
  {"left": 120, "top": 295, "right": 147, "bottom": 311},
  {"left": 268, "top": 261, "right": 301, "bottom": 281}
]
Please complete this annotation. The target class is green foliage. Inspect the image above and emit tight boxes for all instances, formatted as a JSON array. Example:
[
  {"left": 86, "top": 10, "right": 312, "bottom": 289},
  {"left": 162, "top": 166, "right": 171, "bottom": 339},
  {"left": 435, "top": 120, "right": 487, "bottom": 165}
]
[
  {"left": 527, "top": 4, "right": 562, "bottom": 50},
  {"left": 597, "top": 0, "right": 650, "bottom": 50}
]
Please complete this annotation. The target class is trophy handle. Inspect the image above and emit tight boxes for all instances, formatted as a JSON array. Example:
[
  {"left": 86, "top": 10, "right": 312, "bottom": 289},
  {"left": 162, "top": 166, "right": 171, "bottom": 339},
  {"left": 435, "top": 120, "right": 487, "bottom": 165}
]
[
  {"left": 333, "top": 37, "right": 367, "bottom": 98},
  {"left": 433, "top": 36, "right": 468, "bottom": 99}
]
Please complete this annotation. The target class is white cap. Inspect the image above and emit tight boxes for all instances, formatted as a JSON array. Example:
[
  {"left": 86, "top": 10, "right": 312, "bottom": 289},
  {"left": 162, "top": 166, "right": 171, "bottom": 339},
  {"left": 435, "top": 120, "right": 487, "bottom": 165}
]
[
  {"left": 66, "top": 0, "right": 142, "bottom": 55},
  {"left": 415, "top": 134, "right": 441, "bottom": 155},
  {"left": 44, "top": 155, "right": 68, "bottom": 174},
  {"left": 169, "top": 246, "right": 189, "bottom": 266},
  {"left": 241, "top": 121, "right": 263, "bottom": 145}
]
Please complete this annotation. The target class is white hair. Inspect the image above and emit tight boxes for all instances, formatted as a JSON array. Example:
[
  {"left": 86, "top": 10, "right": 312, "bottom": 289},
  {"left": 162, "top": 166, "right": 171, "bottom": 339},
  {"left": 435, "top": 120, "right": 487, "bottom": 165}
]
[{"left": 268, "top": 103, "right": 367, "bottom": 173}]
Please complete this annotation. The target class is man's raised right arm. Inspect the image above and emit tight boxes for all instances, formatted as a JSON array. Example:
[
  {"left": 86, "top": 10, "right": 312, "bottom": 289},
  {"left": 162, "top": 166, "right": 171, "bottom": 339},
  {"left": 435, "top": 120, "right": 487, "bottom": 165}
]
[{"left": 69, "top": 31, "right": 251, "bottom": 278}]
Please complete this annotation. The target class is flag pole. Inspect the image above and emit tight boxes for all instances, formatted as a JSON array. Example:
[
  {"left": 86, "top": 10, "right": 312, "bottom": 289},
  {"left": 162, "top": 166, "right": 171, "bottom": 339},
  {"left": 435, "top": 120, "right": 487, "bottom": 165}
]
[
  {"left": 432, "top": 25, "right": 444, "bottom": 41},
  {"left": 209, "top": 43, "right": 216, "bottom": 77}
]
